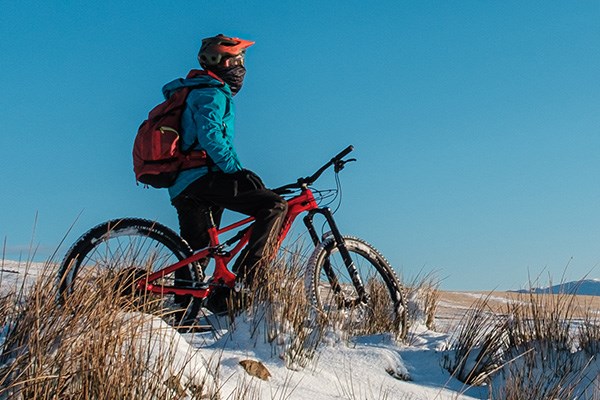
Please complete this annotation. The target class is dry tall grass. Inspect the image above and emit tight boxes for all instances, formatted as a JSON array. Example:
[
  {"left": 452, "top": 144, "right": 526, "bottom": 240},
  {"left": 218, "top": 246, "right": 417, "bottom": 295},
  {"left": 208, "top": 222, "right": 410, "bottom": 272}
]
[
  {"left": 440, "top": 294, "right": 507, "bottom": 385},
  {"left": 237, "top": 240, "right": 417, "bottom": 365},
  {"left": 405, "top": 271, "right": 441, "bottom": 331},
  {"left": 227, "top": 246, "right": 330, "bottom": 370},
  {"left": 442, "top": 279, "right": 600, "bottom": 399},
  {"left": 0, "top": 261, "right": 218, "bottom": 400},
  {"left": 0, "top": 240, "right": 412, "bottom": 399}
]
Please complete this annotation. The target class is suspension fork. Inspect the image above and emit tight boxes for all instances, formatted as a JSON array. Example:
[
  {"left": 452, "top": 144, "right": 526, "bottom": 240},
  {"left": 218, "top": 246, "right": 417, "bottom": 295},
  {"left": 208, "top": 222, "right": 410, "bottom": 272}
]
[{"left": 303, "top": 208, "right": 367, "bottom": 302}]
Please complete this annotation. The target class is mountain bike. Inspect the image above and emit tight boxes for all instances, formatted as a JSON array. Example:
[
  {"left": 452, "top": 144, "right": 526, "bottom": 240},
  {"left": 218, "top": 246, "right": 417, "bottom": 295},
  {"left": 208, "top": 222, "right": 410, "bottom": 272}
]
[{"left": 57, "top": 146, "right": 408, "bottom": 337}]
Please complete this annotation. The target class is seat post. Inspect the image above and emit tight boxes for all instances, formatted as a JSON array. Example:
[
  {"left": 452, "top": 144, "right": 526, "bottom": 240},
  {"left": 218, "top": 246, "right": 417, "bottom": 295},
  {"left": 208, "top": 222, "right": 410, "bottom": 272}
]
[
  {"left": 203, "top": 206, "right": 220, "bottom": 246},
  {"left": 203, "top": 206, "right": 216, "bottom": 229}
]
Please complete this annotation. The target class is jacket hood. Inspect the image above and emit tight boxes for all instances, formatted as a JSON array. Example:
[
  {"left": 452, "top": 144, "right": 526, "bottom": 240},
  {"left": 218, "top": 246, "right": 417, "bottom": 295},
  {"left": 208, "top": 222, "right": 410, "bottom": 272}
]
[{"left": 162, "top": 69, "right": 226, "bottom": 99}]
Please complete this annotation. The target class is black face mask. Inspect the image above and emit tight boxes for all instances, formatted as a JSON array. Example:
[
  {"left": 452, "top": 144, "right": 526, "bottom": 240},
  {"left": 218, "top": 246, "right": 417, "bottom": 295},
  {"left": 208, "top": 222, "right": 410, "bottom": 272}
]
[{"left": 212, "top": 65, "right": 246, "bottom": 96}]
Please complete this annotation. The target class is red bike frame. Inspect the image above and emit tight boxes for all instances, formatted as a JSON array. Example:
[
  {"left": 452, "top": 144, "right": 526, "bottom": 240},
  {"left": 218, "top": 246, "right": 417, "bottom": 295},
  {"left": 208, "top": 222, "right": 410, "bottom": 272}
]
[{"left": 140, "top": 186, "right": 319, "bottom": 298}]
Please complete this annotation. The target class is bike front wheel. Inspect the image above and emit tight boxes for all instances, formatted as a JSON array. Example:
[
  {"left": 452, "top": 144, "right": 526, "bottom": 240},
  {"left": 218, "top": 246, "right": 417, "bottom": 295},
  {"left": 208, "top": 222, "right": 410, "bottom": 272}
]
[
  {"left": 57, "top": 218, "right": 203, "bottom": 329},
  {"left": 305, "top": 236, "right": 408, "bottom": 338}
]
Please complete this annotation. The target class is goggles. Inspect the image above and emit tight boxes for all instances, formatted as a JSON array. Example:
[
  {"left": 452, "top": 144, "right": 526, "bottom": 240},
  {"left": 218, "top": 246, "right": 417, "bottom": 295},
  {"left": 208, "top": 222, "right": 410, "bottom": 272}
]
[{"left": 220, "top": 53, "right": 245, "bottom": 68}]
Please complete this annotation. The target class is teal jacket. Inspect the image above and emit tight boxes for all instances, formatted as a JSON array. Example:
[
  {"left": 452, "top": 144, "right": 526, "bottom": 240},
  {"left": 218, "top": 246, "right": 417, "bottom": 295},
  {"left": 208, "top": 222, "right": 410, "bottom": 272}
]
[{"left": 162, "top": 70, "right": 243, "bottom": 199}]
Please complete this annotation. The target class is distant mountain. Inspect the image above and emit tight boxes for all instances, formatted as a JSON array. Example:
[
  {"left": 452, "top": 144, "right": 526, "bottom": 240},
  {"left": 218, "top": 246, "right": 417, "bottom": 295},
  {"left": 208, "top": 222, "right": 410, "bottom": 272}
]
[{"left": 512, "top": 279, "right": 600, "bottom": 296}]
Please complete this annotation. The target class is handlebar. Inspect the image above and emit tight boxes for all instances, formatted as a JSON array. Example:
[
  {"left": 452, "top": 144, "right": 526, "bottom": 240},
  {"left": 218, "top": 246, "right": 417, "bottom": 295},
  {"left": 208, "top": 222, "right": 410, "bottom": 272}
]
[{"left": 272, "top": 145, "right": 355, "bottom": 194}]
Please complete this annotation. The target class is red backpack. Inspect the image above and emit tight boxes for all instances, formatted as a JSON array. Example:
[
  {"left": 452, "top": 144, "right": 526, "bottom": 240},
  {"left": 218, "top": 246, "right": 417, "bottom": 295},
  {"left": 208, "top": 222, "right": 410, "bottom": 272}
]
[{"left": 133, "top": 73, "right": 217, "bottom": 188}]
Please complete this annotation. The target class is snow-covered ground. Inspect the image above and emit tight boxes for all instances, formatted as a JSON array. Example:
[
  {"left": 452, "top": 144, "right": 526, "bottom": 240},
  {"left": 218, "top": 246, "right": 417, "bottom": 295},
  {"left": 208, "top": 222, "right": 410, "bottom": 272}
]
[
  {"left": 0, "top": 260, "right": 551, "bottom": 399},
  {"left": 193, "top": 322, "right": 488, "bottom": 400}
]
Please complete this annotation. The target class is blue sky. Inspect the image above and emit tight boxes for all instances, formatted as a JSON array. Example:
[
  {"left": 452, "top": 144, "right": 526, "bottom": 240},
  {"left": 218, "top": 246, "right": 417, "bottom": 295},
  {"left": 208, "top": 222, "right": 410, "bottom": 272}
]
[{"left": 1, "top": 1, "right": 599, "bottom": 291}]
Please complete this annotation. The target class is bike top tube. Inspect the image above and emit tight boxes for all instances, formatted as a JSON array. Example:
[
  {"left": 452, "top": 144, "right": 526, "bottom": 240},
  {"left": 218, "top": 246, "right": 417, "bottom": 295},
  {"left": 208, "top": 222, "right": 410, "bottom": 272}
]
[{"left": 214, "top": 185, "right": 318, "bottom": 239}]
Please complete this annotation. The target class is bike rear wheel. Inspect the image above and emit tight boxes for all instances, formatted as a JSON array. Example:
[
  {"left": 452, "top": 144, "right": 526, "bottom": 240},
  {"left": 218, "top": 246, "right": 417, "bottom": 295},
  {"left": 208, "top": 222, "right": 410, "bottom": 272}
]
[
  {"left": 305, "top": 236, "right": 408, "bottom": 338},
  {"left": 57, "top": 218, "right": 203, "bottom": 329}
]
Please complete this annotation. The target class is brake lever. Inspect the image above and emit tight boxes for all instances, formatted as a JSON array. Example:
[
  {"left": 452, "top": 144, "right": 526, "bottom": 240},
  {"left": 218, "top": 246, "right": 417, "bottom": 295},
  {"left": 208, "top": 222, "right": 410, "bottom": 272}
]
[{"left": 334, "top": 158, "right": 357, "bottom": 173}]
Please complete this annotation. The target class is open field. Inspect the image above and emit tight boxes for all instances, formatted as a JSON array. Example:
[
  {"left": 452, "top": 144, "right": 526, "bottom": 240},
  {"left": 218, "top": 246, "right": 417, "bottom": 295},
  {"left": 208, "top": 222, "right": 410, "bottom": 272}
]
[
  {"left": 436, "top": 290, "right": 600, "bottom": 331},
  {"left": 5, "top": 259, "right": 600, "bottom": 398}
]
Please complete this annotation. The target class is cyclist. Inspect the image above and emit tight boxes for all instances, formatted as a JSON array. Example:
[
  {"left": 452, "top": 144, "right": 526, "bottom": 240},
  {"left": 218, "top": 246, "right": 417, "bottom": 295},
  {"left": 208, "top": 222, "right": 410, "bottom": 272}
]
[{"left": 164, "top": 34, "right": 288, "bottom": 313}]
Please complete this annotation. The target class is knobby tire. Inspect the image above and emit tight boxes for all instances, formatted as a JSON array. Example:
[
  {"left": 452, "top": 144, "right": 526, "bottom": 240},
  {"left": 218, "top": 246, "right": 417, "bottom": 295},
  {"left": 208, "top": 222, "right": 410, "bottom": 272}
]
[
  {"left": 306, "top": 236, "right": 408, "bottom": 339},
  {"left": 57, "top": 218, "right": 202, "bottom": 329}
]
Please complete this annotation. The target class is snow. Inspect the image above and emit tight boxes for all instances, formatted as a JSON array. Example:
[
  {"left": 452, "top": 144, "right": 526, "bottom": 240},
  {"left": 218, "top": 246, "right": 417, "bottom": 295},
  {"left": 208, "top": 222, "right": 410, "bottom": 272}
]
[
  {"left": 0, "top": 259, "right": 43, "bottom": 295},
  {"left": 0, "top": 260, "right": 494, "bottom": 399},
  {"left": 188, "top": 319, "right": 488, "bottom": 400}
]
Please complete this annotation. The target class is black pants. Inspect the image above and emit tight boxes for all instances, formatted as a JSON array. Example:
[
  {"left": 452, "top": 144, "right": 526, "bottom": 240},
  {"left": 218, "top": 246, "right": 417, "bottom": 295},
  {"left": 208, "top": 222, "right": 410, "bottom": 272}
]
[{"left": 172, "top": 171, "right": 288, "bottom": 284}]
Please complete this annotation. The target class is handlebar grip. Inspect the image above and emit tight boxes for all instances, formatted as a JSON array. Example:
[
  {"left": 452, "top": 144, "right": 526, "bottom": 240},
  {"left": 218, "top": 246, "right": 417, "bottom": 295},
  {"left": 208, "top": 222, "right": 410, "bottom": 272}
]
[{"left": 333, "top": 145, "right": 354, "bottom": 161}]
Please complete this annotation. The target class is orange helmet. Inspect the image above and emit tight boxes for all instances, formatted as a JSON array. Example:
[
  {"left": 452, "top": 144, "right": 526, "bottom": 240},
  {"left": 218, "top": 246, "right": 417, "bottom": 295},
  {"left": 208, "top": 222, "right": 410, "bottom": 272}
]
[{"left": 198, "top": 34, "right": 255, "bottom": 68}]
